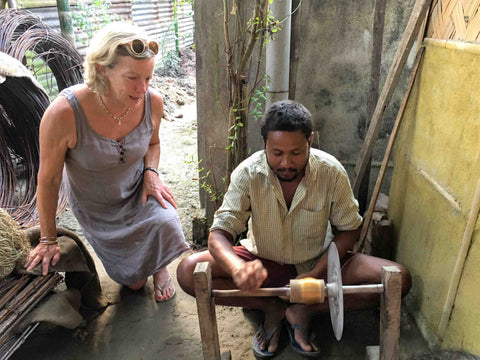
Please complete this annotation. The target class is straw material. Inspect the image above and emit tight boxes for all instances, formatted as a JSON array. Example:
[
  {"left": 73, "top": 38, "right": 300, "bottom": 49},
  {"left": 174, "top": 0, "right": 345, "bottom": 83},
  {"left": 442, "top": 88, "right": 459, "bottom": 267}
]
[
  {"left": 0, "top": 208, "right": 30, "bottom": 279},
  {"left": 427, "top": 0, "right": 480, "bottom": 43}
]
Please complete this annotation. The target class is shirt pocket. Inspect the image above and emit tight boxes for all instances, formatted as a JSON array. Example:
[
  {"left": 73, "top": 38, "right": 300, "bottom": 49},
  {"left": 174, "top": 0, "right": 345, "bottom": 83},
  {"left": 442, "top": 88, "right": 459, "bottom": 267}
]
[{"left": 293, "top": 206, "right": 329, "bottom": 256}]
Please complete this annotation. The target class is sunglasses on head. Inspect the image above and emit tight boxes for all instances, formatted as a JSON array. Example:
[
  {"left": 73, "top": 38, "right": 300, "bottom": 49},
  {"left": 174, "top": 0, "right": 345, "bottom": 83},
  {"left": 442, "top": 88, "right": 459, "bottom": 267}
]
[{"left": 124, "top": 39, "right": 159, "bottom": 55}]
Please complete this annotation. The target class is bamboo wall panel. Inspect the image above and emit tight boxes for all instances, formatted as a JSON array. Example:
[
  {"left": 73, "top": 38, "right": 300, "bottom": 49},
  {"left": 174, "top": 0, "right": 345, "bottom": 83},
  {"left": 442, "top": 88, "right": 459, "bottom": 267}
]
[{"left": 427, "top": 0, "right": 480, "bottom": 42}]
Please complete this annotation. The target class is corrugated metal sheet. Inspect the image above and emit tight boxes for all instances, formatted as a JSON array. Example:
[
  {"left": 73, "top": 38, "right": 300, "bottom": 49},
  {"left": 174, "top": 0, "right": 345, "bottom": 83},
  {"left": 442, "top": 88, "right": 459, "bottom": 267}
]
[
  {"left": 130, "top": 0, "right": 194, "bottom": 57},
  {"left": 25, "top": 6, "right": 60, "bottom": 30},
  {"left": 110, "top": 0, "right": 133, "bottom": 22},
  {"left": 20, "top": 0, "right": 194, "bottom": 57},
  {"left": 176, "top": 1, "right": 194, "bottom": 48}
]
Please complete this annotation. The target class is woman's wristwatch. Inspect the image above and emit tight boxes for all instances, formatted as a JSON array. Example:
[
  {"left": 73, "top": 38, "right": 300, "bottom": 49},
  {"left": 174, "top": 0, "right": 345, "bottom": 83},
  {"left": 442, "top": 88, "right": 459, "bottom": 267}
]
[{"left": 143, "top": 167, "right": 159, "bottom": 176}]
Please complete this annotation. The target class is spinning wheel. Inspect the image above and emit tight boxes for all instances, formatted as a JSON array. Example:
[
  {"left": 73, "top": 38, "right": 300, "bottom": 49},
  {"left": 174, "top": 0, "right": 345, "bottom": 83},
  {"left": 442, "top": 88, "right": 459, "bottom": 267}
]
[{"left": 193, "top": 242, "right": 402, "bottom": 360}]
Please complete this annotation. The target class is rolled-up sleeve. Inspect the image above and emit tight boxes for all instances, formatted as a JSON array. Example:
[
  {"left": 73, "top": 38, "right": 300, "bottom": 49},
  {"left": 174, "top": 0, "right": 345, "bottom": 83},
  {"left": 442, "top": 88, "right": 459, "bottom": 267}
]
[
  {"left": 210, "top": 165, "right": 252, "bottom": 238},
  {"left": 330, "top": 167, "right": 363, "bottom": 231}
]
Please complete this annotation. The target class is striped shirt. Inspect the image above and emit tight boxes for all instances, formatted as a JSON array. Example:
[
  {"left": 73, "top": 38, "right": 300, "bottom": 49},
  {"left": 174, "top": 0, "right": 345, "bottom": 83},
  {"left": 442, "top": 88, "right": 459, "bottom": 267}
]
[{"left": 211, "top": 148, "right": 362, "bottom": 273}]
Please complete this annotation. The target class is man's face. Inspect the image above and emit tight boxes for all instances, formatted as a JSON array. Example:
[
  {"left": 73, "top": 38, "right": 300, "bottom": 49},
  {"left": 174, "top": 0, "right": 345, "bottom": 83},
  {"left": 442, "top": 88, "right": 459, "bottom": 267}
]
[{"left": 264, "top": 130, "right": 312, "bottom": 182}]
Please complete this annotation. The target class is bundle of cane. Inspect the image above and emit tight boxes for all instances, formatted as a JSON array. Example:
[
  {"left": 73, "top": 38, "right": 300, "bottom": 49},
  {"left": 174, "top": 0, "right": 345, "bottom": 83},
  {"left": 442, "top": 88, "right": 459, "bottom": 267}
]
[{"left": 0, "top": 208, "right": 30, "bottom": 279}]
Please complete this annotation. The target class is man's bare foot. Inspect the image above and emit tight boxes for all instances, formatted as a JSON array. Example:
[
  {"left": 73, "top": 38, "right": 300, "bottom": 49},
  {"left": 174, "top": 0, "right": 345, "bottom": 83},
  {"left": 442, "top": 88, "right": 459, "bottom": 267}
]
[
  {"left": 285, "top": 304, "right": 320, "bottom": 353},
  {"left": 153, "top": 267, "right": 175, "bottom": 302},
  {"left": 256, "top": 301, "right": 286, "bottom": 353}
]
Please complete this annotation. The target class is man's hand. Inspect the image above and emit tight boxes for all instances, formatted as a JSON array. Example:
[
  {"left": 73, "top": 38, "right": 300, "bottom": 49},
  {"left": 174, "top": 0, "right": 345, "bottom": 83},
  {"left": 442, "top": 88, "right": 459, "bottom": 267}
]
[
  {"left": 141, "top": 171, "right": 177, "bottom": 209},
  {"left": 231, "top": 259, "right": 268, "bottom": 291},
  {"left": 24, "top": 243, "right": 61, "bottom": 276}
]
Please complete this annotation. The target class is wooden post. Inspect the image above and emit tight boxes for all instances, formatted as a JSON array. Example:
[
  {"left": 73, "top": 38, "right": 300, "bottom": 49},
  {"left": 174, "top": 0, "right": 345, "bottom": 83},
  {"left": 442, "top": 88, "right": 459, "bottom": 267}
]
[
  {"left": 352, "top": 0, "right": 432, "bottom": 195},
  {"left": 193, "top": 262, "right": 221, "bottom": 360},
  {"left": 56, "top": 0, "right": 75, "bottom": 47},
  {"left": 379, "top": 266, "right": 402, "bottom": 360},
  {"left": 358, "top": 0, "right": 386, "bottom": 213}
]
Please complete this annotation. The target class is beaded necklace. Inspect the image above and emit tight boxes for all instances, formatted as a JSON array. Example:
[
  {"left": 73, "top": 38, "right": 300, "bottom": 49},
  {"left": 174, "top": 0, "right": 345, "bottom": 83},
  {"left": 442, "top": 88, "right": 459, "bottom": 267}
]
[{"left": 97, "top": 94, "right": 131, "bottom": 125}]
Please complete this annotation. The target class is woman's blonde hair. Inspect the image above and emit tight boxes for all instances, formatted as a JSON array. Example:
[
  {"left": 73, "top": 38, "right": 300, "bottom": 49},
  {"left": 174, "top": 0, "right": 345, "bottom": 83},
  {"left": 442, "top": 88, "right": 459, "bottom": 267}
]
[{"left": 84, "top": 22, "right": 156, "bottom": 95}]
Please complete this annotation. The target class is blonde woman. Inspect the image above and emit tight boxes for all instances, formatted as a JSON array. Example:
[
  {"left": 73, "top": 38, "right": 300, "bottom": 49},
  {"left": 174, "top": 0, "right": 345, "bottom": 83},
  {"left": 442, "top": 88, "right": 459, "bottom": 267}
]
[{"left": 26, "top": 22, "right": 190, "bottom": 303}]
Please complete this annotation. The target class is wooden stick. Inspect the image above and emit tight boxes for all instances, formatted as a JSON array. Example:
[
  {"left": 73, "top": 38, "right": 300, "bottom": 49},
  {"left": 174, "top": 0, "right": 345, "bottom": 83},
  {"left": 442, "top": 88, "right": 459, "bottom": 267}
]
[
  {"left": 379, "top": 266, "right": 402, "bottom": 360},
  {"left": 0, "top": 276, "right": 46, "bottom": 323},
  {"left": 0, "top": 275, "right": 31, "bottom": 311},
  {"left": 0, "top": 276, "right": 20, "bottom": 296},
  {"left": 355, "top": 47, "right": 425, "bottom": 251},
  {"left": 0, "top": 274, "right": 62, "bottom": 346},
  {"left": 356, "top": 46, "right": 426, "bottom": 252},
  {"left": 352, "top": 0, "right": 432, "bottom": 196},
  {"left": 1, "top": 323, "right": 39, "bottom": 360},
  {"left": 438, "top": 175, "right": 480, "bottom": 340},
  {"left": 194, "top": 262, "right": 221, "bottom": 360},
  {"left": 0, "top": 276, "right": 50, "bottom": 321},
  {"left": 0, "top": 275, "right": 61, "bottom": 328}
]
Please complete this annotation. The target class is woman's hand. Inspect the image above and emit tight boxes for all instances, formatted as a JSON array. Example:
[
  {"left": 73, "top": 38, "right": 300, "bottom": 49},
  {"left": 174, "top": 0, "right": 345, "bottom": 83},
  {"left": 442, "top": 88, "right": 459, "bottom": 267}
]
[
  {"left": 24, "top": 243, "right": 61, "bottom": 276},
  {"left": 141, "top": 171, "right": 177, "bottom": 209}
]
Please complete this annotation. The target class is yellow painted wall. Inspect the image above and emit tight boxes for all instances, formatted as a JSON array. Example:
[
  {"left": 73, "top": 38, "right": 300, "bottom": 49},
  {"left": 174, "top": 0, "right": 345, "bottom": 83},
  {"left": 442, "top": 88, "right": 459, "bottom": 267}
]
[{"left": 389, "top": 40, "right": 480, "bottom": 354}]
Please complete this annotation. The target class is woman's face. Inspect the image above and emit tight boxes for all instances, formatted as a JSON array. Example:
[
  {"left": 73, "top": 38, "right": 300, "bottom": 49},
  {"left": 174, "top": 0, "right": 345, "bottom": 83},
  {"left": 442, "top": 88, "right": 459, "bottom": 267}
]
[{"left": 101, "top": 55, "right": 155, "bottom": 106}]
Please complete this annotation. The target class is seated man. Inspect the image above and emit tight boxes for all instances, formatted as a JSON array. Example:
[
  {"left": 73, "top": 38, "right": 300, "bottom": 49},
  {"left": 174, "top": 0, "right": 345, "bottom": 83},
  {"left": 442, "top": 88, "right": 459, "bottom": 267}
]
[{"left": 177, "top": 100, "right": 411, "bottom": 358}]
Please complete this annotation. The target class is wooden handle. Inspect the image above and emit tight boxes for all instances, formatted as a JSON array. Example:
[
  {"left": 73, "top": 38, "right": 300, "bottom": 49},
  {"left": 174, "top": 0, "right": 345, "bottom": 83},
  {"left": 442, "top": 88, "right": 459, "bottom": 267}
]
[{"left": 290, "top": 278, "right": 325, "bottom": 304}]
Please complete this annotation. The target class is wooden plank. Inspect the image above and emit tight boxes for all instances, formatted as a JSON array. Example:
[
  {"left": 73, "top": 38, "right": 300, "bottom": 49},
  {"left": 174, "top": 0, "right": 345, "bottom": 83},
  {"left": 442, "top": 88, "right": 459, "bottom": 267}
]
[
  {"left": 357, "top": 0, "right": 386, "bottom": 213},
  {"left": 356, "top": 47, "right": 425, "bottom": 252},
  {"left": 379, "top": 266, "right": 402, "bottom": 360},
  {"left": 193, "top": 262, "right": 221, "bottom": 360},
  {"left": 352, "top": 0, "right": 432, "bottom": 196}
]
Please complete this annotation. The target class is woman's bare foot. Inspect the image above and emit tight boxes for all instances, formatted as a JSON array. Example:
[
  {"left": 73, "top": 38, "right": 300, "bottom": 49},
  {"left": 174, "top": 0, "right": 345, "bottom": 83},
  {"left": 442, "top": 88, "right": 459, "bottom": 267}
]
[{"left": 153, "top": 267, "right": 175, "bottom": 302}]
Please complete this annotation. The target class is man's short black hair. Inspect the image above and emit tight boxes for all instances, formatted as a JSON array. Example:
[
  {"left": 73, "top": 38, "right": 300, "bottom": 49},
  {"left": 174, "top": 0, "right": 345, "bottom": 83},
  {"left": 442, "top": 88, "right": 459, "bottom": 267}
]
[{"left": 260, "top": 100, "right": 313, "bottom": 143}]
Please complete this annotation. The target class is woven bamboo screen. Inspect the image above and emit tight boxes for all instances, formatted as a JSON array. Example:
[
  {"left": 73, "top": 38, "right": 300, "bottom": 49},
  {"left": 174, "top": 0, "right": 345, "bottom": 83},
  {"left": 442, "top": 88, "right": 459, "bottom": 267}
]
[{"left": 427, "top": 0, "right": 480, "bottom": 43}]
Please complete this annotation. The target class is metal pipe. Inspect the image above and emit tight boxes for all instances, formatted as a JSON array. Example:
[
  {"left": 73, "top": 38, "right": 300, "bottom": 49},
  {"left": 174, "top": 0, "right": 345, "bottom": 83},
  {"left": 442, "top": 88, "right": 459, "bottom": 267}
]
[
  {"left": 265, "top": 0, "right": 292, "bottom": 108},
  {"left": 212, "top": 283, "right": 384, "bottom": 299},
  {"left": 340, "top": 284, "right": 384, "bottom": 294},
  {"left": 212, "top": 288, "right": 290, "bottom": 298}
]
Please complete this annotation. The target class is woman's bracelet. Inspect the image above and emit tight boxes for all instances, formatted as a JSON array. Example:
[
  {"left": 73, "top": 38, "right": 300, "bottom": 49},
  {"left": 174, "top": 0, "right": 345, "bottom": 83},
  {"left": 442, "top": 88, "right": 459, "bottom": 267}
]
[
  {"left": 39, "top": 236, "right": 58, "bottom": 245},
  {"left": 143, "top": 167, "right": 159, "bottom": 176}
]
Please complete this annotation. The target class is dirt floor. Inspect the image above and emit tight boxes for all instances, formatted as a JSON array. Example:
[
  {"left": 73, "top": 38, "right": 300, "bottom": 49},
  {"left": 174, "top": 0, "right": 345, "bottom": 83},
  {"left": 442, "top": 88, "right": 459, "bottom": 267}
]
[{"left": 8, "top": 50, "right": 470, "bottom": 360}]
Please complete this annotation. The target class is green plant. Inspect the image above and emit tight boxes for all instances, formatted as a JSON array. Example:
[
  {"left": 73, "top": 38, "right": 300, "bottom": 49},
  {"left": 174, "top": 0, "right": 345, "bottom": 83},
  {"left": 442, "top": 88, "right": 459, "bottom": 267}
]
[
  {"left": 222, "top": 0, "right": 281, "bottom": 187},
  {"left": 186, "top": 156, "right": 224, "bottom": 207},
  {"left": 249, "top": 74, "right": 270, "bottom": 122},
  {"left": 72, "top": 0, "right": 120, "bottom": 45}
]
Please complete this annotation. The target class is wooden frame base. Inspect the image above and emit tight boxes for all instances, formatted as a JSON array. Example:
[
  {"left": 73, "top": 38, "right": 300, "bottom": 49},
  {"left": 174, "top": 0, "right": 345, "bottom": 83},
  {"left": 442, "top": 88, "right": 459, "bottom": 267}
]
[{"left": 193, "top": 262, "right": 402, "bottom": 360}]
